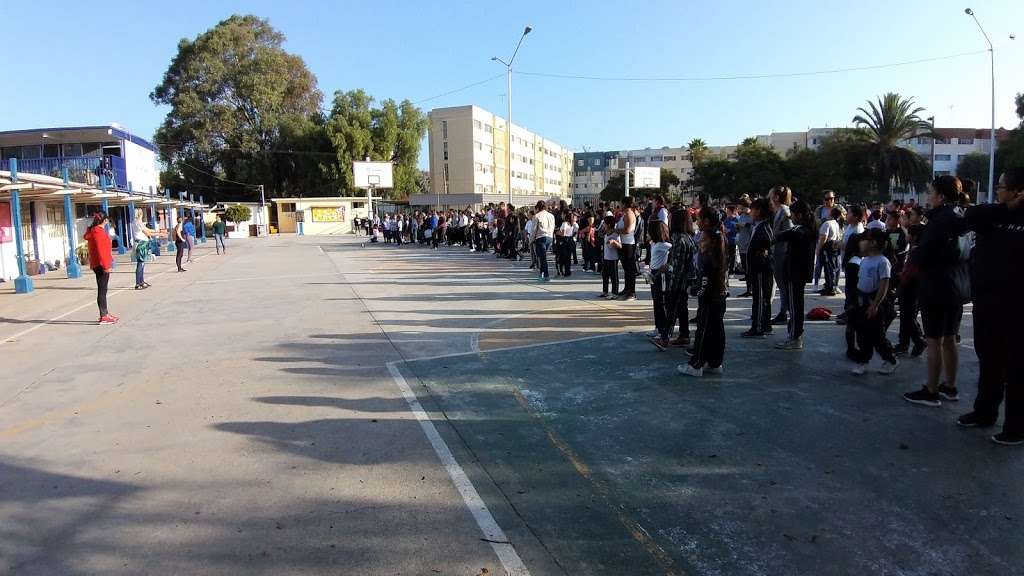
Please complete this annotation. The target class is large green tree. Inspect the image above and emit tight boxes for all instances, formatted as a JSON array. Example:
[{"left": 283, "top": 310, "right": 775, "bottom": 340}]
[
  {"left": 784, "top": 131, "right": 874, "bottom": 205},
  {"left": 152, "top": 14, "right": 324, "bottom": 202},
  {"left": 326, "top": 90, "right": 427, "bottom": 200},
  {"left": 851, "top": 93, "right": 932, "bottom": 200},
  {"left": 687, "top": 138, "right": 709, "bottom": 167},
  {"left": 957, "top": 152, "right": 991, "bottom": 190}
]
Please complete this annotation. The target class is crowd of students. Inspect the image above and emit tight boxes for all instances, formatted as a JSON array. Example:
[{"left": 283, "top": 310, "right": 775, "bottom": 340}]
[{"left": 369, "top": 167, "right": 1024, "bottom": 446}]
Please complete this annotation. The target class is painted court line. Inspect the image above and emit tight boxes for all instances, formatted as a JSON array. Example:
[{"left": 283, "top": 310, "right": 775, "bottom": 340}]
[
  {"left": 1, "top": 252, "right": 214, "bottom": 346},
  {"left": 386, "top": 361, "right": 531, "bottom": 576}
]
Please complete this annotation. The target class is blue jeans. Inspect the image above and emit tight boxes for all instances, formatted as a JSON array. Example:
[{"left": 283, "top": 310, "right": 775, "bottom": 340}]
[
  {"left": 214, "top": 233, "right": 226, "bottom": 253},
  {"left": 135, "top": 261, "right": 145, "bottom": 286},
  {"left": 534, "top": 237, "right": 551, "bottom": 278}
]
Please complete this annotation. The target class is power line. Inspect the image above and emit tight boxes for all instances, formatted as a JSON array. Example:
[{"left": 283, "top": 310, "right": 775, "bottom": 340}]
[
  {"left": 177, "top": 160, "right": 259, "bottom": 188},
  {"left": 516, "top": 49, "right": 991, "bottom": 82}
]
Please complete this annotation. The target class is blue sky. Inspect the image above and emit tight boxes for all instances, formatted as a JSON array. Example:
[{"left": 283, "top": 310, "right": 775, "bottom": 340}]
[{"left": 4, "top": 0, "right": 1022, "bottom": 169}]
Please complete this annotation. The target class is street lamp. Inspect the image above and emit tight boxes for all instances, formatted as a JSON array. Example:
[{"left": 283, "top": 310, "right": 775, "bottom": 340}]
[
  {"left": 964, "top": 8, "right": 996, "bottom": 203},
  {"left": 492, "top": 25, "right": 532, "bottom": 207}
]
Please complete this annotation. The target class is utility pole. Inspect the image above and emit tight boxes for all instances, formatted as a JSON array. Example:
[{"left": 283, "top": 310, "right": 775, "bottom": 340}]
[{"left": 257, "top": 184, "right": 266, "bottom": 236}]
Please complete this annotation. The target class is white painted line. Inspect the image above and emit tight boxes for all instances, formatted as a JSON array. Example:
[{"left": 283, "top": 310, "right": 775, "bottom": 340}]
[
  {"left": 386, "top": 361, "right": 530, "bottom": 576},
  {"left": 414, "top": 331, "right": 631, "bottom": 363},
  {"left": 1, "top": 252, "right": 214, "bottom": 346}
]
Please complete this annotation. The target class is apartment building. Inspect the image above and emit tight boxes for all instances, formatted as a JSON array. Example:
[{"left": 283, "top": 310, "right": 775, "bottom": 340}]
[{"left": 414, "top": 105, "right": 572, "bottom": 208}]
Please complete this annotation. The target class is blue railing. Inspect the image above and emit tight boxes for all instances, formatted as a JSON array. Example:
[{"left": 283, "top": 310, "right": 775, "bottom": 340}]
[{"left": 14, "top": 155, "right": 128, "bottom": 189}]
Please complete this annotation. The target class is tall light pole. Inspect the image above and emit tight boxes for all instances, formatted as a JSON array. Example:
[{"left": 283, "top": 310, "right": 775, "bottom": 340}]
[
  {"left": 965, "top": 7, "right": 996, "bottom": 203},
  {"left": 492, "top": 25, "right": 532, "bottom": 207},
  {"left": 927, "top": 115, "right": 936, "bottom": 180}
]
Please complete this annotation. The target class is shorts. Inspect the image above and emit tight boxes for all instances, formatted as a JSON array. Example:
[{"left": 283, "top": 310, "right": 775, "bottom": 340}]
[{"left": 920, "top": 303, "right": 963, "bottom": 339}]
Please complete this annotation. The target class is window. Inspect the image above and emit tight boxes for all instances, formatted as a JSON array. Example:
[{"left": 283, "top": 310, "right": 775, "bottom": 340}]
[
  {"left": 592, "top": 159, "right": 600, "bottom": 166},
  {"left": 663, "top": 156, "right": 676, "bottom": 161},
  {"left": 474, "top": 120, "right": 482, "bottom": 129},
  {"left": 442, "top": 120, "right": 448, "bottom": 139},
  {"left": 21, "top": 145, "right": 41, "bottom": 159},
  {"left": 443, "top": 163, "right": 449, "bottom": 182},
  {"left": 280, "top": 203, "right": 295, "bottom": 212},
  {"left": 443, "top": 141, "right": 449, "bottom": 161},
  {"left": 62, "top": 143, "right": 83, "bottom": 157},
  {"left": 43, "top": 144, "right": 60, "bottom": 158},
  {"left": 935, "top": 137, "right": 949, "bottom": 144},
  {"left": 959, "top": 137, "right": 974, "bottom": 145},
  {"left": 935, "top": 154, "right": 952, "bottom": 161},
  {"left": 352, "top": 202, "right": 365, "bottom": 209},
  {"left": 917, "top": 137, "right": 930, "bottom": 144},
  {"left": 484, "top": 124, "right": 493, "bottom": 134},
  {"left": 577, "top": 159, "right": 584, "bottom": 166}
]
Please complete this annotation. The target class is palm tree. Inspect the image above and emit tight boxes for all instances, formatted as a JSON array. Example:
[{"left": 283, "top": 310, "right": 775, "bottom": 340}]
[
  {"left": 852, "top": 93, "right": 933, "bottom": 199},
  {"left": 687, "top": 138, "right": 709, "bottom": 167}
]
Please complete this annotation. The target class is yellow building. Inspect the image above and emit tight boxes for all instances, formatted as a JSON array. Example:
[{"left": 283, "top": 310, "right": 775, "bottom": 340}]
[
  {"left": 271, "top": 197, "right": 371, "bottom": 235},
  {"left": 412, "top": 105, "right": 573, "bottom": 208}
]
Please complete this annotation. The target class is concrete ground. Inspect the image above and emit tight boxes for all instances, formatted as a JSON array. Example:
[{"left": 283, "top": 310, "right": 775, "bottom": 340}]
[{"left": 0, "top": 234, "right": 1019, "bottom": 576}]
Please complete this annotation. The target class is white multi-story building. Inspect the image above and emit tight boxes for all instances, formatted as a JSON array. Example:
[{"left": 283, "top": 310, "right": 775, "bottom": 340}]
[{"left": 412, "top": 105, "right": 572, "bottom": 208}]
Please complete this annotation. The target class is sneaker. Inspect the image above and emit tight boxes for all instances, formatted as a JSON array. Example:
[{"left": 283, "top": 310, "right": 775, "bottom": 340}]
[
  {"left": 741, "top": 330, "right": 766, "bottom": 339},
  {"left": 910, "top": 342, "right": 926, "bottom": 358},
  {"left": 598, "top": 293, "right": 609, "bottom": 299},
  {"left": 903, "top": 387, "right": 941, "bottom": 407},
  {"left": 669, "top": 337, "right": 690, "bottom": 348},
  {"left": 677, "top": 364, "right": 703, "bottom": 377},
  {"left": 991, "top": 431, "right": 1024, "bottom": 446},
  {"left": 850, "top": 364, "right": 867, "bottom": 376},
  {"left": 775, "top": 338, "right": 803, "bottom": 350},
  {"left": 938, "top": 384, "right": 959, "bottom": 401},
  {"left": 876, "top": 360, "right": 898, "bottom": 375},
  {"left": 645, "top": 330, "right": 661, "bottom": 338},
  {"left": 620, "top": 294, "right": 637, "bottom": 301},
  {"left": 704, "top": 365, "right": 723, "bottom": 375},
  {"left": 98, "top": 315, "right": 118, "bottom": 325},
  {"left": 956, "top": 412, "right": 997, "bottom": 428}
]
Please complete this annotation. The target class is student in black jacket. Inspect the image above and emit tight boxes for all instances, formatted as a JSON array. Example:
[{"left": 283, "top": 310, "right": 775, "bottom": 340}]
[
  {"left": 903, "top": 175, "right": 966, "bottom": 407},
  {"left": 955, "top": 168, "right": 1024, "bottom": 446},
  {"left": 742, "top": 198, "right": 774, "bottom": 338},
  {"left": 772, "top": 200, "right": 817, "bottom": 350}
]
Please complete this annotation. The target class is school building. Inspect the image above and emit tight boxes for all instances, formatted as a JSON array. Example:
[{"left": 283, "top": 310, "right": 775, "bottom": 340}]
[
  {"left": 0, "top": 126, "right": 204, "bottom": 287},
  {"left": 271, "top": 197, "right": 372, "bottom": 235}
]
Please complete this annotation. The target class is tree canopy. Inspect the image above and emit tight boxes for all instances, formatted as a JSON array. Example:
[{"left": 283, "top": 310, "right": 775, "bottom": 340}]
[
  {"left": 152, "top": 15, "right": 427, "bottom": 202},
  {"left": 851, "top": 92, "right": 932, "bottom": 199}
]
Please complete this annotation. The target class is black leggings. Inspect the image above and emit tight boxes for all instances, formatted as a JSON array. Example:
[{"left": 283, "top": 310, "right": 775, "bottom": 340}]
[
  {"left": 750, "top": 270, "right": 774, "bottom": 334},
  {"left": 788, "top": 281, "right": 806, "bottom": 339},
  {"left": 93, "top": 267, "right": 109, "bottom": 316},
  {"left": 175, "top": 241, "right": 186, "bottom": 270},
  {"left": 690, "top": 295, "right": 726, "bottom": 369},
  {"left": 619, "top": 244, "right": 637, "bottom": 296},
  {"left": 602, "top": 259, "right": 619, "bottom": 295}
]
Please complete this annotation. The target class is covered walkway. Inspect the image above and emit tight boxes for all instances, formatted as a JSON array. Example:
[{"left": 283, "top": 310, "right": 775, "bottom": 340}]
[{"left": 1, "top": 159, "right": 206, "bottom": 293}]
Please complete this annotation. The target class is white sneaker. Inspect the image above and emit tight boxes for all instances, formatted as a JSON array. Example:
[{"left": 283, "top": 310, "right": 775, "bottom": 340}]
[
  {"left": 850, "top": 364, "right": 867, "bottom": 376},
  {"left": 876, "top": 359, "right": 899, "bottom": 375},
  {"left": 677, "top": 364, "right": 703, "bottom": 377},
  {"left": 704, "top": 365, "right": 723, "bottom": 375},
  {"left": 645, "top": 330, "right": 660, "bottom": 338}
]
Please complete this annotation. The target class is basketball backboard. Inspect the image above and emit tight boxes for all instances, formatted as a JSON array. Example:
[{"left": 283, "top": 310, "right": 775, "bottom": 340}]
[
  {"left": 353, "top": 161, "right": 394, "bottom": 189},
  {"left": 634, "top": 166, "right": 660, "bottom": 189}
]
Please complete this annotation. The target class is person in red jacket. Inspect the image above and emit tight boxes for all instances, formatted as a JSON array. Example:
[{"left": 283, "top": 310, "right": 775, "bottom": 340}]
[{"left": 83, "top": 212, "right": 118, "bottom": 325}]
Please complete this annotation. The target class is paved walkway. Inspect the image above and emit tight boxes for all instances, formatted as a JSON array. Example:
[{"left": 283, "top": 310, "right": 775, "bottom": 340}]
[{"left": 1, "top": 234, "right": 1016, "bottom": 576}]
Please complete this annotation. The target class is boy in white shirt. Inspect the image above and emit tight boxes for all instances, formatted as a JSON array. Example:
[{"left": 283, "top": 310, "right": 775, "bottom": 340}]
[
  {"left": 600, "top": 215, "right": 621, "bottom": 298},
  {"left": 648, "top": 220, "right": 674, "bottom": 348}
]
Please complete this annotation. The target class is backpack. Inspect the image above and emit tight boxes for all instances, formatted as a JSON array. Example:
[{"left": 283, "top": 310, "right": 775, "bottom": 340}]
[{"left": 951, "top": 231, "right": 974, "bottom": 305}]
